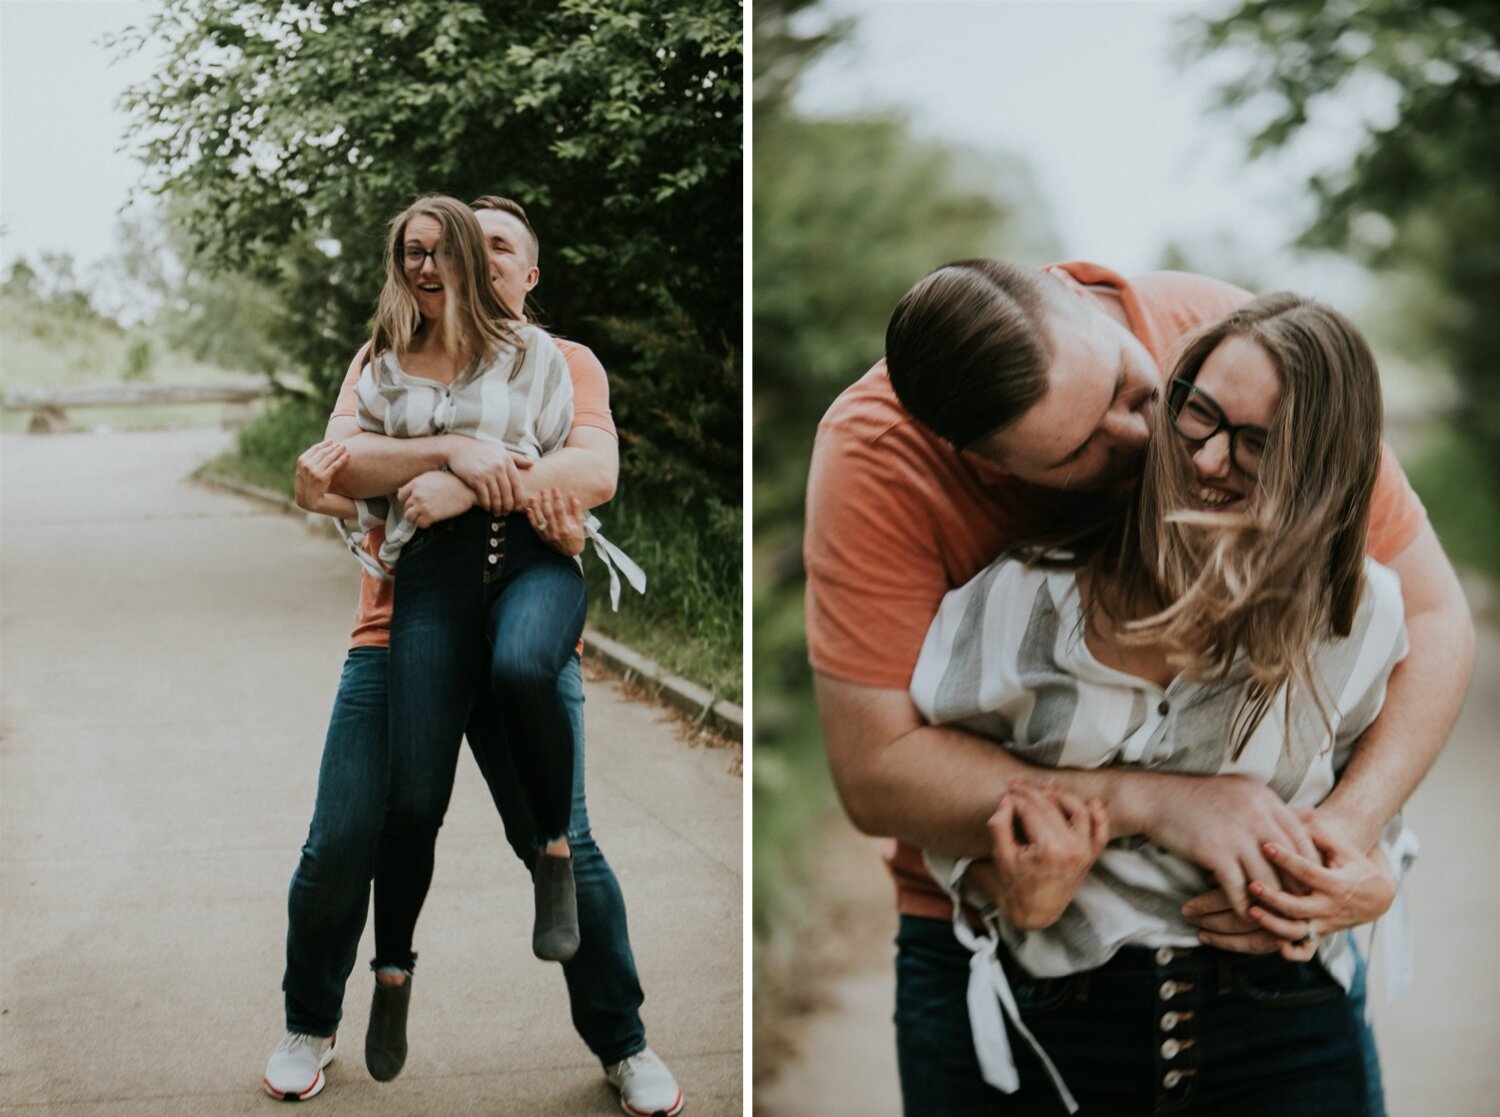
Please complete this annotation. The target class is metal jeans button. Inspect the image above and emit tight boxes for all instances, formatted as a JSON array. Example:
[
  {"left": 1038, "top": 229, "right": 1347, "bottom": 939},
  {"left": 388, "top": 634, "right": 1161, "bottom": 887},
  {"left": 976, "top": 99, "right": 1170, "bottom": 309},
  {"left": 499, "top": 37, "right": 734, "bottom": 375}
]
[
  {"left": 1164, "top": 1070, "right": 1183, "bottom": 1089},
  {"left": 487, "top": 554, "right": 498, "bottom": 565},
  {"left": 1160, "top": 1012, "right": 1180, "bottom": 1030},
  {"left": 1155, "top": 947, "right": 1175, "bottom": 966},
  {"left": 490, "top": 521, "right": 501, "bottom": 531},
  {"left": 1158, "top": 980, "right": 1178, "bottom": 999},
  {"left": 1161, "top": 1039, "right": 1181, "bottom": 1059},
  {"left": 490, "top": 537, "right": 500, "bottom": 546}
]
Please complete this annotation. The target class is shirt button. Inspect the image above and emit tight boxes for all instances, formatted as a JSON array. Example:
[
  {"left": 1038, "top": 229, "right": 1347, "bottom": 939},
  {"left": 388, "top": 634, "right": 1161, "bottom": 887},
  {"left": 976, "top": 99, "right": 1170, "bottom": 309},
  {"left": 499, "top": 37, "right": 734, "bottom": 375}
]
[
  {"left": 1158, "top": 980, "right": 1177, "bottom": 1000},
  {"left": 1157, "top": 699, "right": 1171, "bottom": 716},
  {"left": 1160, "top": 1012, "right": 1180, "bottom": 1031},
  {"left": 487, "top": 554, "right": 498, "bottom": 565},
  {"left": 1155, "top": 947, "right": 1175, "bottom": 966},
  {"left": 1164, "top": 1070, "right": 1183, "bottom": 1089},
  {"left": 1161, "top": 1039, "right": 1181, "bottom": 1059}
]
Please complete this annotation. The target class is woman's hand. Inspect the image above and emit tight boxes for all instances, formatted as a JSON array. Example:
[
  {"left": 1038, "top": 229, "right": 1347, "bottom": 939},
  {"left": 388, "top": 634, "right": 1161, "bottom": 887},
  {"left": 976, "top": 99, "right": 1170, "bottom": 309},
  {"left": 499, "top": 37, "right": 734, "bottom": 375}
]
[
  {"left": 1182, "top": 811, "right": 1397, "bottom": 962},
  {"left": 444, "top": 438, "right": 533, "bottom": 514},
  {"left": 397, "top": 470, "right": 478, "bottom": 528},
  {"left": 527, "top": 488, "right": 586, "bottom": 557},
  {"left": 968, "top": 779, "right": 1109, "bottom": 931},
  {"left": 295, "top": 440, "right": 356, "bottom": 518}
]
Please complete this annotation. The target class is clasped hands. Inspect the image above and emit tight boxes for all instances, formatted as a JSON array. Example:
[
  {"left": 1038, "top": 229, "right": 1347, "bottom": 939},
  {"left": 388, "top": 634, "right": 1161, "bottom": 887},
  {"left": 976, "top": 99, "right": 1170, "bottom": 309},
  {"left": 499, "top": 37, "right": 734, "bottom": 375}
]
[
  {"left": 296, "top": 439, "right": 586, "bottom": 556},
  {"left": 964, "top": 777, "right": 1396, "bottom": 963}
]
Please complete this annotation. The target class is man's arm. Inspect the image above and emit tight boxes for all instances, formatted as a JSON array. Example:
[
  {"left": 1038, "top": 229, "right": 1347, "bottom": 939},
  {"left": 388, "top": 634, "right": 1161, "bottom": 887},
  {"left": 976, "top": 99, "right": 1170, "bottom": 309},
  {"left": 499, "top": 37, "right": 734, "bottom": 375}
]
[
  {"left": 326, "top": 417, "right": 618, "bottom": 510},
  {"left": 816, "top": 673, "right": 1315, "bottom": 912},
  {"left": 1314, "top": 522, "right": 1474, "bottom": 850}
]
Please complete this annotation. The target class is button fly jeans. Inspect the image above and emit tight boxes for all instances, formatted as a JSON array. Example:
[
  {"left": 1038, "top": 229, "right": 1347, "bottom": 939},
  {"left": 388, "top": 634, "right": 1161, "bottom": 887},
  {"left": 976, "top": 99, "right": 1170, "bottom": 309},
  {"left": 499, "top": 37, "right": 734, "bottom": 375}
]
[
  {"left": 377, "top": 508, "right": 587, "bottom": 971},
  {"left": 894, "top": 913, "right": 1383, "bottom": 1116},
  {"left": 282, "top": 649, "right": 647, "bottom": 1063}
]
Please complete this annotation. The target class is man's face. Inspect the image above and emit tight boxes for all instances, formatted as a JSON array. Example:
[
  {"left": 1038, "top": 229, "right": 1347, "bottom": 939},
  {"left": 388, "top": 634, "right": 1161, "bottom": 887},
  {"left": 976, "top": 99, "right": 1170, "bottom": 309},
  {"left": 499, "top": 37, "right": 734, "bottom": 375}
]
[
  {"left": 970, "top": 301, "right": 1160, "bottom": 490},
  {"left": 474, "top": 208, "right": 539, "bottom": 318}
]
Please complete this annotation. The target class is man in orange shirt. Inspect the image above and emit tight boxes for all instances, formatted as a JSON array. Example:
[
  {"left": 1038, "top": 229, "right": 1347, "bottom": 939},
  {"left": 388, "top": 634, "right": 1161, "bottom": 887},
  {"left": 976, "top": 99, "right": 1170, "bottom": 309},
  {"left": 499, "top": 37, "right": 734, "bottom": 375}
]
[
  {"left": 805, "top": 259, "right": 1474, "bottom": 1112},
  {"left": 264, "top": 198, "right": 682, "bottom": 1117}
]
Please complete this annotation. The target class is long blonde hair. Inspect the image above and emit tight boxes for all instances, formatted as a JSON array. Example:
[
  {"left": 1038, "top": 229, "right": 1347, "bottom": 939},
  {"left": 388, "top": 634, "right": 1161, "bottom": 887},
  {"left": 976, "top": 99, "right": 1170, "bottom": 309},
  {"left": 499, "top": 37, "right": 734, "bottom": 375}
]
[
  {"left": 1015, "top": 293, "right": 1384, "bottom": 756},
  {"left": 369, "top": 195, "right": 523, "bottom": 371}
]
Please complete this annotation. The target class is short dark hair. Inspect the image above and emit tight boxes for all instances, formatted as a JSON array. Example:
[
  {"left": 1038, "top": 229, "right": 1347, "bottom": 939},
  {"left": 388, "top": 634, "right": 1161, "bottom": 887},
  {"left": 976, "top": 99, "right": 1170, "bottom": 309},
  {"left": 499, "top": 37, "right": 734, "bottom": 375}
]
[
  {"left": 470, "top": 195, "right": 540, "bottom": 264},
  {"left": 885, "top": 259, "right": 1060, "bottom": 449}
]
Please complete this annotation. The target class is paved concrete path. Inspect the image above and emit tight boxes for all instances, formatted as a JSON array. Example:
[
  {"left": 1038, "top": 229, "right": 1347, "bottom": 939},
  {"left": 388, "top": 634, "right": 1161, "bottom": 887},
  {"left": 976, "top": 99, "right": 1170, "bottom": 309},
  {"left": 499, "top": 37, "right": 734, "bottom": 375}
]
[
  {"left": 0, "top": 429, "right": 743, "bottom": 1115},
  {"left": 759, "top": 603, "right": 1500, "bottom": 1116}
]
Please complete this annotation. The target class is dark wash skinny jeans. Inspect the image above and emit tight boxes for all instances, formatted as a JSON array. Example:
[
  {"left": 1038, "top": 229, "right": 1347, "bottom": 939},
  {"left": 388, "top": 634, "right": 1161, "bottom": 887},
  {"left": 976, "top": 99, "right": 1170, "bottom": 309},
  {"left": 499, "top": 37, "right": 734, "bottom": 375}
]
[
  {"left": 378, "top": 508, "right": 587, "bottom": 971},
  {"left": 894, "top": 913, "right": 1387, "bottom": 1117},
  {"left": 281, "top": 653, "right": 648, "bottom": 1063}
]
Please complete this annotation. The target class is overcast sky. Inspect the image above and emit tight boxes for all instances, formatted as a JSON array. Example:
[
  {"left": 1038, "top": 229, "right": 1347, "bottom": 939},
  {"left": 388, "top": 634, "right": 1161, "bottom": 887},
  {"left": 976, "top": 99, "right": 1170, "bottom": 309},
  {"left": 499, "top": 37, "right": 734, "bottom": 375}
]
[
  {"left": 1, "top": 0, "right": 1377, "bottom": 310},
  {"left": 793, "top": 0, "right": 1376, "bottom": 306},
  {"left": 0, "top": 1, "right": 156, "bottom": 281}
]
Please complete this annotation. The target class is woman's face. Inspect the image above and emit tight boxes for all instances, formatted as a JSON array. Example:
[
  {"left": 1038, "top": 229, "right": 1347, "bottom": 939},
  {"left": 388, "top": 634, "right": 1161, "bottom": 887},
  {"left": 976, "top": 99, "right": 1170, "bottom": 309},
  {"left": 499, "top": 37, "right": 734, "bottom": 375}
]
[
  {"left": 1177, "top": 335, "right": 1281, "bottom": 509},
  {"left": 402, "top": 214, "right": 448, "bottom": 320}
]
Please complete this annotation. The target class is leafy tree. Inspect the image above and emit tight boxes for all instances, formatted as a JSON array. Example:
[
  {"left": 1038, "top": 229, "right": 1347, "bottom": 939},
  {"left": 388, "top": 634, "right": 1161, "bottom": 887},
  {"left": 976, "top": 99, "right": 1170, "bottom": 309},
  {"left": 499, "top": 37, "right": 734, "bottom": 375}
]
[
  {"left": 1190, "top": 0, "right": 1500, "bottom": 483},
  {"left": 114, "top": 0, "right": 741, "bottom": 511}
]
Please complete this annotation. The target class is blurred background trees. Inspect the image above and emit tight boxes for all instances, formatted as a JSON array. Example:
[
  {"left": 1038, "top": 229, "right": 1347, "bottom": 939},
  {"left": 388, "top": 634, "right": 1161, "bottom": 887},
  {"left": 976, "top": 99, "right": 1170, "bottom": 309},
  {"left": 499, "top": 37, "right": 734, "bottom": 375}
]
[
  {"left": 1190, "top": 0, "right": 1500, "bottom": 577},
  {"left": 751, "top": 0, "right": 1062, "bottom": 1036}
]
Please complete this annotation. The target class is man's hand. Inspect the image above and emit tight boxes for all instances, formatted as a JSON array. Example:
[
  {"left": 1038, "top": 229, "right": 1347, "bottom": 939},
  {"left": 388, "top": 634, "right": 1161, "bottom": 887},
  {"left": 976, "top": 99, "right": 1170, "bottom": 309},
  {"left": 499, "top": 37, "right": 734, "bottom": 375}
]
[
  {"left": 1128, "top": 773, "right": 1319, "bottom": 918},
  {"left": 527, "top": 488, "right": 586, "bottom": 557},
  {"left": 397, "top": 470, "right": 478, "bottom": 528},
  {"left": 295, "top": 440, "right": 356, "bottom": 518},
  {"left": 1181, "top": 811, "right": 1396, "bottom": 962},
  {"left": 444, "top": 439, "right": 534, "bottom": 514},
  {"left": 966, "top": 780, "right": 1108, "bottom": 931}
]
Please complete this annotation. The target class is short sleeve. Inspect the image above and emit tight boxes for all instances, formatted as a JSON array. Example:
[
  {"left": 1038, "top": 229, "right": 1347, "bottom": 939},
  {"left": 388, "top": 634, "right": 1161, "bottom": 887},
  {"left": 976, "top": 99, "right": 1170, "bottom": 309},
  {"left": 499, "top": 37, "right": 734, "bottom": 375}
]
[
  {"left": 804, "top": 423, "right": 955, "bottom": 690},
  {"left": 1366, "top": 442, "right": 1427, "bottom": 563},
  {"left": 555, "top": 339, "right": 616, "bottom": 437}
]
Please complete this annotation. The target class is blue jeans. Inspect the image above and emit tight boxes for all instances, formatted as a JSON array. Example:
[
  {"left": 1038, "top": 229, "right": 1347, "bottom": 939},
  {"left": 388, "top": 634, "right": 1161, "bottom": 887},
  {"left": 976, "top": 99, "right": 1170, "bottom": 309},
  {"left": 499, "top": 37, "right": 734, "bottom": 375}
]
[
  {"left": 282, "top": 647, "right": 647, "bottom": 1064},
  {"left": 894, "top": 914, "right": 1383, "bottom": 1116},
  {"left": 378, "top": 508, "right": 587, "bottom": 970}
]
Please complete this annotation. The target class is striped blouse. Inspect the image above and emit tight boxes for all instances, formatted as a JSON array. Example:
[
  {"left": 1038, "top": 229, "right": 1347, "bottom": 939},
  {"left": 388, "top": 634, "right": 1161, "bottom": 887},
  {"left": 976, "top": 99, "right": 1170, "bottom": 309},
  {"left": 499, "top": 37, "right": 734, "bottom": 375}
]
[
  {"left": 911, "top": 556, "right": 1414, "bottom": 1109},
  {"left": 354, "top": 325, "right": 572, "bottom": 567}
]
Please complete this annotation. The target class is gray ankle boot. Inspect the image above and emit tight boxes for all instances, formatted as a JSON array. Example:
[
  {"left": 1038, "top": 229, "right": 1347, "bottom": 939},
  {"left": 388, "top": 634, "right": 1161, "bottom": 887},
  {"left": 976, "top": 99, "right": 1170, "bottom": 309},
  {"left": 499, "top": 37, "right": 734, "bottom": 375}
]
[
  {"left": 365, "top": 974, "right": 411, "bottom": 1081},
  {"left": 532, "top": 853, "right": 580, "bottom": 962}
]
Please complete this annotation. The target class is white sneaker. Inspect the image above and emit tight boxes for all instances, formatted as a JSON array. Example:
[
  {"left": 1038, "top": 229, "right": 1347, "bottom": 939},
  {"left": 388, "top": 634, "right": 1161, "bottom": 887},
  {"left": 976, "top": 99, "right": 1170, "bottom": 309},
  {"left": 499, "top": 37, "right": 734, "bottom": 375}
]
[
  {"left": 263, "top": 1031, "right": 336, "bottom": 1101},
  {"left": 604, "top": 1047, "right": 684, "bottom": 1117}
]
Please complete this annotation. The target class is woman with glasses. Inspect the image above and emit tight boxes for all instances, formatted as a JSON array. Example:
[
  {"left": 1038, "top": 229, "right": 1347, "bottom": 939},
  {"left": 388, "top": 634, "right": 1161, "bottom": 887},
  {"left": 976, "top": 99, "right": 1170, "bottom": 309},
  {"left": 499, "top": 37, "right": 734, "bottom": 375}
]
[
  {"left": 296, "top": 194, "right": 591, "bottom": 1070},
  {"left": 908, "top": 293, "right": 1412, "bottom": 1115}
]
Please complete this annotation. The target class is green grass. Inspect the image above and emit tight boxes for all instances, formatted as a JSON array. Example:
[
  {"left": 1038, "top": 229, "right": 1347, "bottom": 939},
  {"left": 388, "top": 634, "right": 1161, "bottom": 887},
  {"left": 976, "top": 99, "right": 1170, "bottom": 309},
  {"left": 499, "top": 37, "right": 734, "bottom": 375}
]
[
  {"left": 1405, "top": 427, "right": 1500, "bottom": 582},
  {"left": 581, "top": 494, "right": 741, "bottom": 703}
]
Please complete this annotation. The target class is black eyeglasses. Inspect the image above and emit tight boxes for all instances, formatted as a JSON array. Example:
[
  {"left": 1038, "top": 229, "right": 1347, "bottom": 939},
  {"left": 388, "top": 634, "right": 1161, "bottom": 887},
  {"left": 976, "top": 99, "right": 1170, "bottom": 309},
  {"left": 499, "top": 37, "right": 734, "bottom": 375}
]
[
  {"left": 402, "top": 244, "right": 452, "bottom": 269},
  {"left": 1167, "top": 378, "right": 1269, "bottom": 479}
]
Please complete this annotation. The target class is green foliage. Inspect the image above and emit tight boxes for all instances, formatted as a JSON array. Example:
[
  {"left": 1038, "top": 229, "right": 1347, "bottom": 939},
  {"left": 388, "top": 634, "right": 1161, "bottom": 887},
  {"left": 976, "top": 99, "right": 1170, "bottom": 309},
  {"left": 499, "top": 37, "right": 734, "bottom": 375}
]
[
  {"left": 212, "top": 396, "right": 331, "bottom": 494},
  {"left": 123, "top": 333, "right": 155, "bottom": 381},
  {"left": 1406, "top": 427, "right": 1500, "bottom": 582},
  {"left": 1190, "top": 0, "right": 1500, "bottom": 486},
  {"left": 114, "top": 0, "right": 741, "bottom": 470},
  {"left": 583, "top": 491, "right": 741, "bottom": 702}
]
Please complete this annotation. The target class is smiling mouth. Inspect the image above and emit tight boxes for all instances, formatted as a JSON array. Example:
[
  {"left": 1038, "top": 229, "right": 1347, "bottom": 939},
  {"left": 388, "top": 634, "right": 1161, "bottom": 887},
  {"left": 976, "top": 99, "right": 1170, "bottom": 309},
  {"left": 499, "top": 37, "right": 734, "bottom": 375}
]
[
  {"left": 417, "top": 284, "right": 443, "bottom": 293},
  {"left": 1194, "top": 485, "right": 1241, "bottom": 507}
]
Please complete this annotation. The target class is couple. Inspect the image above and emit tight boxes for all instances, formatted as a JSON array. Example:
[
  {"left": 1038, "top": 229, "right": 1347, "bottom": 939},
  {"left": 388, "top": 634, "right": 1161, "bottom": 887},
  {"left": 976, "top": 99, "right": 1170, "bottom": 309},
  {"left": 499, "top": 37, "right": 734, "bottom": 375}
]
[
  {"left": 264, "top": 194, "right": 681, "bottom": 1117},
  {"left": 806, "top": 259, "right": 1474, "bottom": 1113}
]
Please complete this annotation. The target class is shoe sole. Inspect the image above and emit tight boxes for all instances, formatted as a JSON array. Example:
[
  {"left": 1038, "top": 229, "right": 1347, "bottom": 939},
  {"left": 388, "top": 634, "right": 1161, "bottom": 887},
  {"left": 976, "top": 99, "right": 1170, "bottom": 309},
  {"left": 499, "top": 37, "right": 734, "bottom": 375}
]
[
  {"left": 263, "top": 1036, "right": 336, "bottom": 1101},
  {"left": 619, "top": 1088, "right": 684, "bottom": 1117}
]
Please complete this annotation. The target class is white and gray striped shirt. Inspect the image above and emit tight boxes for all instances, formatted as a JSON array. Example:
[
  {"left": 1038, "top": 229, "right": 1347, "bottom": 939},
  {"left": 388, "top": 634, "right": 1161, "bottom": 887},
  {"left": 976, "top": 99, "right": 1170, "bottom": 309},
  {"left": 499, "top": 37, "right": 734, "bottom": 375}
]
[
  {"left": 911, "top": 556, "right": 1413, "bottom": 1108},
  {"left": 354, "top": 325, "right": 572, "bottom": 566}
]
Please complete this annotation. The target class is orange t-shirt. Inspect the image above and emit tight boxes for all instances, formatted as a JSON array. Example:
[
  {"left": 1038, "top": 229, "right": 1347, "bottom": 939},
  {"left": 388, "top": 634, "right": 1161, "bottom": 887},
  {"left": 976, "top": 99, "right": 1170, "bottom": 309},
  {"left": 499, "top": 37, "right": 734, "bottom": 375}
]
[
  {"left": 330, "top": 335, "right": 617, "bottom": 650},
  {"left": 802, "top": 261, "right": 1429, "bottom": 920}
]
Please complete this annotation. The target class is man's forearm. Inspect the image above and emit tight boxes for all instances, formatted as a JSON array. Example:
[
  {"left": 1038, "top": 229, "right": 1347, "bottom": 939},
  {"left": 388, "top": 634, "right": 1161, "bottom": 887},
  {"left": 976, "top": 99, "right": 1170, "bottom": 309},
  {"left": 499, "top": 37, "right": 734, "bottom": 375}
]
[
  {"left": 1318, "top": 526, "right": 1475, "bottom": 850},
  {"left": 523, "top": 443, "right": 616, "bottom": 508},
  {"left": 329, "top": 430, "right": 456, "bottom": 498},
  {"left": 1318, "top": 609, "right": 1474, "bottom": 849}
]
